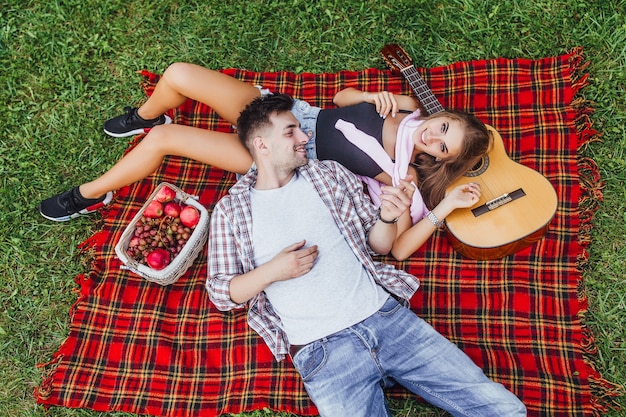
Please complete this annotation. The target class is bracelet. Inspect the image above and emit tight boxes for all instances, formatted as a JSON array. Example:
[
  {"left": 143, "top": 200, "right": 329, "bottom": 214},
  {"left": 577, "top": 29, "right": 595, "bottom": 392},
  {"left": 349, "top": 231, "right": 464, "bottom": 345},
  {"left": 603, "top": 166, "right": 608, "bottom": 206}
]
[
  {"left": 377, "top": 207, "right": 399, "bottom": 224},
  {"left": 426, "top": 211, "right": 444, "bottom": 228}
]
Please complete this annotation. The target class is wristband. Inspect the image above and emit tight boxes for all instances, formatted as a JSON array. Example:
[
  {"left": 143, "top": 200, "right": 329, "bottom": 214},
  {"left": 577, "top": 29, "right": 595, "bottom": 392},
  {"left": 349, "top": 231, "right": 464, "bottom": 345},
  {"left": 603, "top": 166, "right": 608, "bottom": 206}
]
[
  {"left": 377, "top": 207, "right": 399, "bottom": 224},
  {"left": 426, "top": 211, "right": 444, "bottom": 228}
]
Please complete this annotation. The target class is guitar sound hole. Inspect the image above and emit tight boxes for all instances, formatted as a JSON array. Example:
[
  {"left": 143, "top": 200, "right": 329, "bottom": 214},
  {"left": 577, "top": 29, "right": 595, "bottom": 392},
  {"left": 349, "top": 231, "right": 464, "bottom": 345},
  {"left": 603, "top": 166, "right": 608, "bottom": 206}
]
[{"left": 464, "top": 155, "right": 489, "bottom": 177}]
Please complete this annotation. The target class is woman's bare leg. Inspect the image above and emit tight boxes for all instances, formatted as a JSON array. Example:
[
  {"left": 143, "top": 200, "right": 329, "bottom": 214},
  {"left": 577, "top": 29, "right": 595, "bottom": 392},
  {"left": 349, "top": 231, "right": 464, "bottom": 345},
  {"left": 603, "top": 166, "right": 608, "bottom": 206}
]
[
  {"left": 136, "top": 62, "right": 260, "bottom": 125},
  {"left": 86, "top": 64, "right": 261, "bottom": 199},
  {"left": 79, "top": 124, "right": 252, "bottom": 199}
]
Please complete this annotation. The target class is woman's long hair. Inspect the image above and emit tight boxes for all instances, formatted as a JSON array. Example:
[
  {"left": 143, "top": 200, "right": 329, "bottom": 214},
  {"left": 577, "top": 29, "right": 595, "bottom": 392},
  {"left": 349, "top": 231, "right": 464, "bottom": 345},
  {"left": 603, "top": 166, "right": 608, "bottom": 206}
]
[{"left": 412, "top": 110, "right": 493, "bottom": 209}]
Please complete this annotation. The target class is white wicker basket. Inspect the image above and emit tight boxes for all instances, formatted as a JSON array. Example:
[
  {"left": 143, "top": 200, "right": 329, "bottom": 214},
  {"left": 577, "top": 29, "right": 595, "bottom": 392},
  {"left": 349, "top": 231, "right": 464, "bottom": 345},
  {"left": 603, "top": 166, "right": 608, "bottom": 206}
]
[{"left": 114, "top": 182, "right": 209, "bottom": 286}]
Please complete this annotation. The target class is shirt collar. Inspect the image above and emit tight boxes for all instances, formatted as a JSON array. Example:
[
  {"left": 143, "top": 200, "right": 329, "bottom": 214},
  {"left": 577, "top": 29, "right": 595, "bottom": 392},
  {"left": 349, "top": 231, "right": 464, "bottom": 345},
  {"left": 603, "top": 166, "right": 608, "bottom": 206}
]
[{"left": 230, "top": 160, "right": 316, "bottom": 195}]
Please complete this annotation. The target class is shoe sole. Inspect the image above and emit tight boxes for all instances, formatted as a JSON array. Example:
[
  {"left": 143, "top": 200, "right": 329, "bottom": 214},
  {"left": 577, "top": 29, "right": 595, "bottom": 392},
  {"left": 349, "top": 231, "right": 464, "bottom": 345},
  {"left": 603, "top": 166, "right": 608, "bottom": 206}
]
[
  {"left": 39, "top": 191, "right": 114, "bottom": 222},
  {"left": 103, "top": 115, "right": 172, "bottom": 138}
]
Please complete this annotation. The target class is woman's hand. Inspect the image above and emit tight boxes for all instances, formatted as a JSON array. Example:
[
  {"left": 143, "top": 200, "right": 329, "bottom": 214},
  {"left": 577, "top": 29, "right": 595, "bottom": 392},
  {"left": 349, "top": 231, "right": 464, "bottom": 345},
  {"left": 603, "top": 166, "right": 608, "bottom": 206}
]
[
  {"left": 363, "top": 91, "right": 399, "bottom": 118},
  {"left": 444, "top": 182, "right": 481, "bottom": 209},
  {"left": 333, "top": 87, "right": 418, "bottom": 116},
  {"left": 390, "top": 182, "right": 481, "bottom": 261},
  {"left": 379, "top": 176, "right": 415, "bottom": 221}
]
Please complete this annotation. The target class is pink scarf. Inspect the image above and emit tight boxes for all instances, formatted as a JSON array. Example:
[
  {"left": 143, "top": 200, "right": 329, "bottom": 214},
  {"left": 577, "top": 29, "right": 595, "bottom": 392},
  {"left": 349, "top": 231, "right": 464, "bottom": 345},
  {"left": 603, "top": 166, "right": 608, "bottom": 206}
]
[{"left": 334, "top": 109, "right": 428, "bottom": 224}]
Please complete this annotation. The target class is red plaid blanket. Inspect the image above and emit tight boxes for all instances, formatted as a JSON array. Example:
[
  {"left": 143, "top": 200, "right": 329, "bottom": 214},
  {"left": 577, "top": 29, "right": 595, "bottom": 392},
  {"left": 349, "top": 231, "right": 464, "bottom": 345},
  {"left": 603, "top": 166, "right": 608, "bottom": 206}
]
[{"left": 36, "top": 49, "right": 622, "bottom": 416}]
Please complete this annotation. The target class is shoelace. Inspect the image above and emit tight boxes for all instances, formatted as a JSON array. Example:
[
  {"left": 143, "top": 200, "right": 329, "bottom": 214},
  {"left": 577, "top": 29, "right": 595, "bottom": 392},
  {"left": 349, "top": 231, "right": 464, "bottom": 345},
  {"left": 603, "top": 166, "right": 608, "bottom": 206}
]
[
  {"left": 62, "top": 188, "right": 82, "bottom": 215},
  {"left": 121, "top": 106, "right": 138, "bottom": 126}
]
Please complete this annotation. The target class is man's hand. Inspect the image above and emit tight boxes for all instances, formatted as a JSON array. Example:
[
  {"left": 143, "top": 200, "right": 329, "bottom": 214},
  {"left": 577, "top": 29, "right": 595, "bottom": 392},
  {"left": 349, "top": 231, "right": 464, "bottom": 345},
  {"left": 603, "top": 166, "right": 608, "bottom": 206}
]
[
  {"left": 268, "top": 240, "right": 319, "bottom": 282},
  {"left": 228, "top": 240, "right": 318, "bottom": 304}
]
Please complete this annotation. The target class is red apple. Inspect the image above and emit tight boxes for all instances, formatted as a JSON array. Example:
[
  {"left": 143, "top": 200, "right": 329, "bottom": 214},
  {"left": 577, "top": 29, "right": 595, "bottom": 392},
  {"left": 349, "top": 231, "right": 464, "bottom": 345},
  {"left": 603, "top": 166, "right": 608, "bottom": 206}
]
[
  {"left": 144, "top": 200, "right": 163, "bottom": 218},
  {"left": 164, "top": 202, "right": 182, "bottom": 217},
  {"left": 146, "top": 248, "right": 171, "bottom": 270},
  {"left": 180, "top": 205, "right": 200, "bottom": 227},
  {"left": 154, "top": 185, "right": 176, "bottom": 203}
]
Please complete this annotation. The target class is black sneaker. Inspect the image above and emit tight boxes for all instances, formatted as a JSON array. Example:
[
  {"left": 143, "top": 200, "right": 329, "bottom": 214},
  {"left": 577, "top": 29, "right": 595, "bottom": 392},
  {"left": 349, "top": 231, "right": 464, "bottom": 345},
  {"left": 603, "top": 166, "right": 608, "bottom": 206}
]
[
  {"left": 103, "top": 107, "right": 172, "bottom": 138},
  {"left": 39, "top": 187, "right": 114, "bottom": 222}
]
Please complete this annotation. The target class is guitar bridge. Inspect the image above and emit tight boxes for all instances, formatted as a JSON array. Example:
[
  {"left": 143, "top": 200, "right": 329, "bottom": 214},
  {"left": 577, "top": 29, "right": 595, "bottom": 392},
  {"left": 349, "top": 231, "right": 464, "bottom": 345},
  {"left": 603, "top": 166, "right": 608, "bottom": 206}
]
[{"left": 471, "top": 188, "right": 526, "bottom": 217}]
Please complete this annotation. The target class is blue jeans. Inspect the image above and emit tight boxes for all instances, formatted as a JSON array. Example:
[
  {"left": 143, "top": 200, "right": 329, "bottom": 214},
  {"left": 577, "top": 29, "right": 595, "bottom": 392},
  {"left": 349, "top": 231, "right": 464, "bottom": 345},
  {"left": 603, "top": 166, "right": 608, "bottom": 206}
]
[
  {"left": 256, "top": 88, "right": 320, "bottom": 159},
  {"left": 290, "top": 98, "right": 320, "bottom": 160},
  {"left": 236, "top": 97, "right": 320, "bottom": 180},
  {"left": 291, "top": 296, "right": 526, "bottom": 417}
]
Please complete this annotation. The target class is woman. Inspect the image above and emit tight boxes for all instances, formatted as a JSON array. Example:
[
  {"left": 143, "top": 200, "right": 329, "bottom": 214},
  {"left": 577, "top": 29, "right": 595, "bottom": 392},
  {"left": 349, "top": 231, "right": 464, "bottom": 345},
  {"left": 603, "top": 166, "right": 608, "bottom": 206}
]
[{"left": 39, "top": 63, "right": 490, "bottom": 260}]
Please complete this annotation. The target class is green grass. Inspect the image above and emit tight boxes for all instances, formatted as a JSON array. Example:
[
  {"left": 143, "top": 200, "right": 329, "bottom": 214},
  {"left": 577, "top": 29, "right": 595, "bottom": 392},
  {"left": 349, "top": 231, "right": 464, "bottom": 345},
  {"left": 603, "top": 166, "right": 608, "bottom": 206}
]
[{"left": 1, "top": 0, "right": 624, "bottom": 416}]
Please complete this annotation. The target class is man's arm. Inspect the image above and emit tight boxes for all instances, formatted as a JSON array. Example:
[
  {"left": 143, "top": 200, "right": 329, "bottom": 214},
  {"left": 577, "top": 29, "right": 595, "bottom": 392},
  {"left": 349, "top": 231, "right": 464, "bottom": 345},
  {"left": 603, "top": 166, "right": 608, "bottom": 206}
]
[
  {"left": 207, "top": 203, "right": 319, "bottom": 308},
  {"left": 229, "top": 240, "right": 318, "bottom": 304},
  {"left": 319, "top": 160, "right": 414, "bottom": 256},
  {"left": 206, "top": 203, "right": 247, "bottom": 310}
]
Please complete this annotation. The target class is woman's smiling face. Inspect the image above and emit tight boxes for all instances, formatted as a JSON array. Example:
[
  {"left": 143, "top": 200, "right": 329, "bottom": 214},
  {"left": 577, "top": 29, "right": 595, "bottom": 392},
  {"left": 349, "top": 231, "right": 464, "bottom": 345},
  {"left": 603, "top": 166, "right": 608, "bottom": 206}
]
[{"left": 412, "top": 116, "right": 465, "bottom": 159}]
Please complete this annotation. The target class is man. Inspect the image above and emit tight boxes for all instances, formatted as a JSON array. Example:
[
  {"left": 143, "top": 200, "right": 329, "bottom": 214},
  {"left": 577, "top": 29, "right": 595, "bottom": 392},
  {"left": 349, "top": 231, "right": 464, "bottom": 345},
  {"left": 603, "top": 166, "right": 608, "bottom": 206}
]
[{"left": 206, "top": 93, "right": 526, "bottom": 417}]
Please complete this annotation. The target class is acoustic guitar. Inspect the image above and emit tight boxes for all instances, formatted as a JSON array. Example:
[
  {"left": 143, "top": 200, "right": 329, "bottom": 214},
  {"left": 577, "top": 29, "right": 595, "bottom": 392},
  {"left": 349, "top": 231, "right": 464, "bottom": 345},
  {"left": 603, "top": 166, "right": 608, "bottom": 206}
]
[{"left": 380, "top": 44, "right": 558, "bottom": 260}]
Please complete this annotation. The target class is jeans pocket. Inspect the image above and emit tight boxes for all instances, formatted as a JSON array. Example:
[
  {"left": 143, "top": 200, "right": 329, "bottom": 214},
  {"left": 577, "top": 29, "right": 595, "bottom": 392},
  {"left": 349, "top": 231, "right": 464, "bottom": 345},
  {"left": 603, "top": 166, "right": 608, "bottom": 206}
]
[
  {"left": 292, "top": 340, "right": 327, "bottom": 381},
  {"left": 376, "top": 296, "right": 403, "bottom": 316}
]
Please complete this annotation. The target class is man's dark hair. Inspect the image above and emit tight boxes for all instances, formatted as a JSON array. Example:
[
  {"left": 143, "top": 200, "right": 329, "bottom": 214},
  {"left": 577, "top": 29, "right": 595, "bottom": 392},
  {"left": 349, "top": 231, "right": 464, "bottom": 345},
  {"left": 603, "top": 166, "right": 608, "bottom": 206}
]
[{"left": 236, "top": 93, "right": 295, "bottom": 153}]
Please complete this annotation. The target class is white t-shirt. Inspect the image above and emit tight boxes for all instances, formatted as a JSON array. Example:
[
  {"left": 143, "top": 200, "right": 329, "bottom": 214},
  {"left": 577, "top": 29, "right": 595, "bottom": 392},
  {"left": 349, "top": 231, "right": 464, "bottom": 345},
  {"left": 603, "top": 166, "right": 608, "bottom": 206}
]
[{"left": 250, "top": 172, "right": 389, "bottom": 345}]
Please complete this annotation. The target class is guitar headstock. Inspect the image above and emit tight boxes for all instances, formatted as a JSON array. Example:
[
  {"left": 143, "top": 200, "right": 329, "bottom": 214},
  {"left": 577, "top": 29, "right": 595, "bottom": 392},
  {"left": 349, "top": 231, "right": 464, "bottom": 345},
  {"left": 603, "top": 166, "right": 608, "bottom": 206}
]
[{"left": 380, "top": 44, "right": 414, "bottom": 72}]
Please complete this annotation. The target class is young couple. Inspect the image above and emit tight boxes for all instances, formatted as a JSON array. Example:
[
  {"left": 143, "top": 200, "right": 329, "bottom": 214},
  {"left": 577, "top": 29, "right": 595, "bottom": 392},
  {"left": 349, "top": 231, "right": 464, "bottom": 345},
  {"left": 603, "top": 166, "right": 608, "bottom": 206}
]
[
  {"left": 206, "top": 92, "right": 526, "bottom": 416},
  {"left": 39, "top": 62, "right": 489, "bottom": 260},
  {"left": 40, "top": 63, "right": 526, "bottom": 415}
]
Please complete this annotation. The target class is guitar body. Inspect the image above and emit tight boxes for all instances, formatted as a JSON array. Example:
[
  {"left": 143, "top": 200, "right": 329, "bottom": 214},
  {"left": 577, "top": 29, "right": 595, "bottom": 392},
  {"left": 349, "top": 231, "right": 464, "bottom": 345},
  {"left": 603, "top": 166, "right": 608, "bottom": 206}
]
[
  {"left": 381, "top": 44, "right": 558, "bottom": 259},
  {"left": 444, "top": 126, "right": 558, "bottom": 259}
]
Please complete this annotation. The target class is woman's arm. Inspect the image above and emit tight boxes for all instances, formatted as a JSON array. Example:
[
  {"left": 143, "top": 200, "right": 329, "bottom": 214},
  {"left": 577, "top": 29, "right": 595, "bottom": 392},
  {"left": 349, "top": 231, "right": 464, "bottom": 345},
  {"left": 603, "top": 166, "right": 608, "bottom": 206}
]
[
  {"left": 391, "top": 182, "right": 481, "bottom": 261},
  {"left": 367, "top": 178, "right": 415, "bottom": 255},
  {"left": 333, "top": 87, "right": 419, "bottom": 118}
]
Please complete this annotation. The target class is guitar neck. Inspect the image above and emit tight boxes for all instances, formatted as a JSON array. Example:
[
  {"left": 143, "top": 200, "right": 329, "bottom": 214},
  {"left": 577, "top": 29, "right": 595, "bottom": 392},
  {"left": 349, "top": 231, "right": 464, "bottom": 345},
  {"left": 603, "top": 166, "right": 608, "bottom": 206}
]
[{"left": 401, "top": 66, "right": 445, "bottom": 115}]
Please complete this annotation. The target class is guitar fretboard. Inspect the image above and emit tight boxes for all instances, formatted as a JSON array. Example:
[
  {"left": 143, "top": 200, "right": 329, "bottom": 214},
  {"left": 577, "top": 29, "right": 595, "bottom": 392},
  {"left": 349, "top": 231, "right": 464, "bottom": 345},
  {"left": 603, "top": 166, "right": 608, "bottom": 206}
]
[{"left": 401, "top": 66, "right": 445, "bottom": 115}]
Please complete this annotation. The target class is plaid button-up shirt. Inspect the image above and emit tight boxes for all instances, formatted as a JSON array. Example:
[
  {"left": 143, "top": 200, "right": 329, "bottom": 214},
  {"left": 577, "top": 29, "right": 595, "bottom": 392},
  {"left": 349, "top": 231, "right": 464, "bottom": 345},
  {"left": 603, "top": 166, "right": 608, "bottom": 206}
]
[{"left": 206, "top": 160, "right": 420, "bottom": 361}]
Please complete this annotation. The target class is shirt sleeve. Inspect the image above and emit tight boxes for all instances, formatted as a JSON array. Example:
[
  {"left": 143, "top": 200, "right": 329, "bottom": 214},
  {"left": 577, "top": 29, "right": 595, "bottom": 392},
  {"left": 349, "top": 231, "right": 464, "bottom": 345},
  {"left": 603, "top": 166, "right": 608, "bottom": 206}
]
[
  {"left": 205, "top": 201, "right": 248, "bottom": 311},
  {"left": 325, "top": 160, "right": 379, "bottom": 233}
]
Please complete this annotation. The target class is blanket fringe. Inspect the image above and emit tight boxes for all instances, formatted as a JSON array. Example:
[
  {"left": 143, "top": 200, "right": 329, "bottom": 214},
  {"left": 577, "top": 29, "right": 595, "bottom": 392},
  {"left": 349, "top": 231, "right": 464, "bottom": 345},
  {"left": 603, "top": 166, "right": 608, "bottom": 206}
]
[
  {"left": 35, "top": 90, "right": 152, "bottom": 407},
  {"left": 36, "top": 56, "right": 625, "bottom": 417},
  {"left": 569, "top": 47, "right": 625, "bottom": 415},
  {"left": 34, "top": 353, "right": 62, "bottom": 401},
  {"left": 33, "top": 275, "right": 89, "bottom": 404},
  {"left": 35, "top": 213, "right": 107, "bottom": 405}
]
